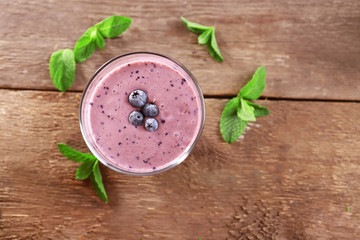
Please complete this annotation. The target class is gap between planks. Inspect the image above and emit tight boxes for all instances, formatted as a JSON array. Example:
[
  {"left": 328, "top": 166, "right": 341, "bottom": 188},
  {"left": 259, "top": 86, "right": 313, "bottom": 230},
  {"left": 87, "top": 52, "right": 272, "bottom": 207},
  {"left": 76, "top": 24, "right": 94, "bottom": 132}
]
[{"left": 0, "top": 87, "right": 359, "bottom": 103}]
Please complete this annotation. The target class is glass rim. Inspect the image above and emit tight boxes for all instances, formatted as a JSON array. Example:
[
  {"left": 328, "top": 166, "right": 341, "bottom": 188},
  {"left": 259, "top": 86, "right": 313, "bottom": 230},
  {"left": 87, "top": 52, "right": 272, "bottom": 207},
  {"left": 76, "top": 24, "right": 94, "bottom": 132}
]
[{"left": 79, "top": 51, "right": 206, "bottom": 176}]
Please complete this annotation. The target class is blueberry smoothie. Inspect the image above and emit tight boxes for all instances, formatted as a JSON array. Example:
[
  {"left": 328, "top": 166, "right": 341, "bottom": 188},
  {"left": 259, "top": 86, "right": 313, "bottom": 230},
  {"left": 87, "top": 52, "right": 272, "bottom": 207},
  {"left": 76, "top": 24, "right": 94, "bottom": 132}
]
[{"left": 80, "top": 53, "right": 205, "bottom": 175}]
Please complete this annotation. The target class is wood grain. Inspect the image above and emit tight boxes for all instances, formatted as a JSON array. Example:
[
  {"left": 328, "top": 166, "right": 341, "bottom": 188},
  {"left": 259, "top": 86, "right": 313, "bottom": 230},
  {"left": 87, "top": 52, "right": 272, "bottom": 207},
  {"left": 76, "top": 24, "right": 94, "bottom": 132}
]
[
  {"left": 1, "top": 0, "right": 360, "bottom": 100},
  {"left": 1, "top": 90, "right": 360, "bottom": 239}
]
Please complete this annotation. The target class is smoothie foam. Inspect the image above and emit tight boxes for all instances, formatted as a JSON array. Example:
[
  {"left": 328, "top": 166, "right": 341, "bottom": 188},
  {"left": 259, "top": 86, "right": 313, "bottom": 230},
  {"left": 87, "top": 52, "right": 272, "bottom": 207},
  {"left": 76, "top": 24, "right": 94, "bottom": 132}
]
[{"left": 80, "top": 53, "right": 204, "bottom": 174}]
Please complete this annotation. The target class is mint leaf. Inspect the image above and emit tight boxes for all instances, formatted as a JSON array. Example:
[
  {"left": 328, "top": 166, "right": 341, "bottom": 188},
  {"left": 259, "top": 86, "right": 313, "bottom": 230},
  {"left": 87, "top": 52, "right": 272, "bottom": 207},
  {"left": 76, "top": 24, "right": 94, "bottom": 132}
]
[
  {"left": 181, "top": 17, "right": 210, "bottom": 34},
  {"left": 91, "top": 161, "right": 108, "bottom": 202},
  {"left": 90, "top": 173, "right": 108, "bottom": 202},
  {"left": 74, "top": 26, "right": 97, "bottom": 63},
  {"left": 93, "top": 28, "right": 105, "bottom": 50},
  {"left": 49, "top": 15, "right": 132, "bottom": 92},
  {"left": 220, "top": 97, "right": 248, "bottom": 143},
  {"left": 207, "top": 30, "right": 223, "bottom": 62},
  {"left": 75, "top": 159, "right": 95, "bottom": 180},
  {"left": 239, "top": 66, "right": 266, "bottom": 100},
  {"left": 181, "top": 17, "right": 223, "bottom": 62},
  {"left": 198, "top": 29, "right": 212, "bottom": 44},
  {"left": 246, "top": 100, "right": 270, "bottom": 117},
  {"left": 49, "top": 49, "right": 75, "bottom": 92},
  {"left": 96, "top": 15, "right": 132, "bottom": 38},
  {"left": 57, "top": 143, "right": 97, "bottom": 163},
  {"left": 238, "top": 98, "right": 256, "bottom": 121}
]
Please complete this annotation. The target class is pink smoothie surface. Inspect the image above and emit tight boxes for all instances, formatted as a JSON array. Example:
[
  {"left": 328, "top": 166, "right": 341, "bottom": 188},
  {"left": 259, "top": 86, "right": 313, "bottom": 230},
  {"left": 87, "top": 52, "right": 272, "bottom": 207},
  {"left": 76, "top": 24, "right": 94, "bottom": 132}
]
[{"left": 85, "top": 59, "right": 203, "bottom": 173}]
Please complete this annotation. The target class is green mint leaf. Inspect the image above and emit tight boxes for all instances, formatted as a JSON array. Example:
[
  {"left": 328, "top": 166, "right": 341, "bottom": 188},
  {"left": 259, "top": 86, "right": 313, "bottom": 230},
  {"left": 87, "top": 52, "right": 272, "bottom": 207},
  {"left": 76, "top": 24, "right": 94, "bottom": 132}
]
[
  {"left": 91, "top": 161, "right": 108, "bottom": 202},
  {"left": 238, "top": 98, "right": 256, "bottom": 121},
  {"left": 74, "top": 26, "right": 97, "bottom": 63},
  {"left": 346, "top": 206, "right": 350, "bottom": 212},
  {"left": 49, "top": 49, "right": 75, "bottom": 92},
  {"left": 206, "top": 30, "right": 223, "bottom": 62},
  {"left": 92, "top": 28, "right": 105, "bottom": 50},
  {"left": 90, "top": 173, "right": 108, "bottom": 202},
  {"left": 75, "top": 159, "right": 95, "bottom": 180},
  {"left": 239, "top": 66, "right": 266, "bottom": 100},
  {"left": 245, "top": 100, "right": 270, "bottom": 117},
  {"left": 198, "top": 29, "right": 212, "bottom": 44},
  {"left": 96, "top": 15, "right": 132, "bottom": 38},
  {"left": 220, "top": 97, "right": 248, "bottom": 143},
  {"left": 181, "top": 16, "right": 210, "bottom": 34},
  {"left": 58, "top": 143, "right": 97, "bottom": 163}
]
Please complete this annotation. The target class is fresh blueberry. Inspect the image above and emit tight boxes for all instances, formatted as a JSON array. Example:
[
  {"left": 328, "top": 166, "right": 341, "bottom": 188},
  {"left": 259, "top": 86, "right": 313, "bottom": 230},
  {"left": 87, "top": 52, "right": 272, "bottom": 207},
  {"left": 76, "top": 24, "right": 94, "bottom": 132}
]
[
  {"left": 128, "top": 110, "right": 144, "bottom": 126},
  {"left": 128, "top": 90, "right": 147, "bottom": 108},
  {"left": 142, "top": 103, "right": 159, "bottom": 117},
  {"left": 144, "top": 118, "right": 159, "bottom": 132}
]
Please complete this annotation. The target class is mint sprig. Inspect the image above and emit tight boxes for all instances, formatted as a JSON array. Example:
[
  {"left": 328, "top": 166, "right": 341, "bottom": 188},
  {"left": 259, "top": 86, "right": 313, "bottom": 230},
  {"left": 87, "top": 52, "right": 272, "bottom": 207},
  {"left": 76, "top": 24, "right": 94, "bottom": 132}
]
[
  {"left": 181, "top": 17, "right": 223, "bottom": 62},
  {"left": 74, "top": 16, "right": 132, "bottom": 63},
  {"left": 58, "top": 143, "right": 108, "bottom": 202},
  {"left": 220, "top": 66, "right": 270, "bottom": 143},
  {"left": 49, "top": 15, "right": 132, "bottom": 91}
]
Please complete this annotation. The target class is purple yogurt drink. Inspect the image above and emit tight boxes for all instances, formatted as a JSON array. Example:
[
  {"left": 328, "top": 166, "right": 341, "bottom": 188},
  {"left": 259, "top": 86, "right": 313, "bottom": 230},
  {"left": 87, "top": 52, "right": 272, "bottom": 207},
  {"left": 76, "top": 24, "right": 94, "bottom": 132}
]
[{"left": 80, "top": 52, "right": 205, "bottom": 175}]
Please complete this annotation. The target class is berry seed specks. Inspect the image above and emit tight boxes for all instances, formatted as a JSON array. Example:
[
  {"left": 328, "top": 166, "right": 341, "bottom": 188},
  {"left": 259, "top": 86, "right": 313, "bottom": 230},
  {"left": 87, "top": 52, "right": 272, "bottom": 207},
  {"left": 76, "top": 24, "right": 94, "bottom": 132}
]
[{"left": 86, "top": 59, "right": 202, "bottom": 173}]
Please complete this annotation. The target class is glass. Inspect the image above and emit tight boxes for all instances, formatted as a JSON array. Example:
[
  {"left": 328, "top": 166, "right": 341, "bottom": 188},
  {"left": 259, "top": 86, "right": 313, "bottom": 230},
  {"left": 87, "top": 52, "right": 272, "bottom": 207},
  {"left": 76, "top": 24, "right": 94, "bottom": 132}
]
[{"left": 79, "top": 52, "right": 205, "bottom": 176}]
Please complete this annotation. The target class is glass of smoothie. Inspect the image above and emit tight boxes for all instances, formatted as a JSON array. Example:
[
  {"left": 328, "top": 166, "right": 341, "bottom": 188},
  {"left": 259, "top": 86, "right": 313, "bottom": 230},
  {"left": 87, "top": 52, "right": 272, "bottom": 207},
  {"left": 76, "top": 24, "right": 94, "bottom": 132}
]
[{"left": 79, "top": 52, "right": 205, "bottom": 176}]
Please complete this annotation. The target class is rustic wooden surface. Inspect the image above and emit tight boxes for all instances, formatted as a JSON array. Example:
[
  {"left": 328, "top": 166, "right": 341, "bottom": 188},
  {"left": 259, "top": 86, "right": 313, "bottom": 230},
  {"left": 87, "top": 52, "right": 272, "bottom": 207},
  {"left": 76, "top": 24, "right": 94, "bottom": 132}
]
[
  {"left": 1, "top": 0, "right": 360, "bottom": 239},
  {"left": 1, "top": 0, "right": 360, "bottom": 99},
  {"left": 1, "top": 90, "right": 360, "bottom": 240}
]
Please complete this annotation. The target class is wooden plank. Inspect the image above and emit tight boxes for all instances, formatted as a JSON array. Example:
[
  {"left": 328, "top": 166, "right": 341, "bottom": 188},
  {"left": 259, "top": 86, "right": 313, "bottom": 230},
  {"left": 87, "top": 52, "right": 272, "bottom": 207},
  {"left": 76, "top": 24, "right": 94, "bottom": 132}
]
[
  {"left": 1, "top": 0, "right": 360, "bottom": 100},
  {"left": 0, "top": 89, "right": 360, "bottom": 239}
]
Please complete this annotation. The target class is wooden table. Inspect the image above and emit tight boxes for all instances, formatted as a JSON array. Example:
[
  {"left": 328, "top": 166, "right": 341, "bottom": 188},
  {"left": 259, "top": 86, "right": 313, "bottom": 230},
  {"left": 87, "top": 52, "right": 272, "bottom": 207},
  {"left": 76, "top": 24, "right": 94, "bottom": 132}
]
[{"left": 1, "top": 0, "right": 360, "bottom": 239}]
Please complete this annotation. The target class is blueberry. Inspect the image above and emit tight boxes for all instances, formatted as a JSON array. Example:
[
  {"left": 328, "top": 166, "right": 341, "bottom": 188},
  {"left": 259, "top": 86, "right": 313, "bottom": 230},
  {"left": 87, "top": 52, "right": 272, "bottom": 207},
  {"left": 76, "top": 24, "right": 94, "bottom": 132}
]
[
  {"left": 142, "top": 103, "right": 159, "bottom": 117},
  {"left": 144, "top": 118, "right": 159, "bottom": 132},
  {"left": 128, "top": 110, "right": 144, "bottom": 126},
  {"left": 128, "top": 90, "right": 147, "bottom": 108}
]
